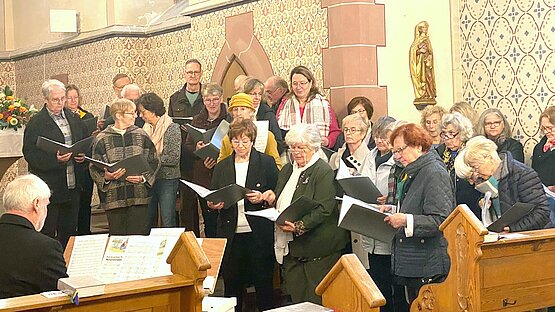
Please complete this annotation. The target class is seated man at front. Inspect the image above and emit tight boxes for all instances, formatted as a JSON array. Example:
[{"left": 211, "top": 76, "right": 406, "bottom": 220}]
[{"left": 0, "top": 174, "right": 68, "bottom": 299}]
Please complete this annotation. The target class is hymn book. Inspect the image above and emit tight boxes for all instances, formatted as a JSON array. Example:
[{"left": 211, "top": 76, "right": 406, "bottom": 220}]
[
  {"left": 85, "top": 154, "right": 151, "bottom": 178},
  {"left": 36, "top": 136, "right": 94, "bottom": 155},
  {"left": 172, "top": 116, "right": 193, "bottom": 126},
  {"left": 185, "top": 124, "right": 218, "bottom": 144},
  {"left": 57, "top": 276, "right": 105, "bottom": 298},
  {"left": 486, "top": 202, "right": 535, "bottom": 233},
  {"left": 338, "top": 195, "right": 398, "bottom": 242},
  {"left": 243, "top": 196, "right": 319, "bottom": 225}
]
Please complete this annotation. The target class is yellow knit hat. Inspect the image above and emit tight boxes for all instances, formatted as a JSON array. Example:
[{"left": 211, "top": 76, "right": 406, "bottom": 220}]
[{"left": 228, "top": 93, "right": 255, "bottom": 112}]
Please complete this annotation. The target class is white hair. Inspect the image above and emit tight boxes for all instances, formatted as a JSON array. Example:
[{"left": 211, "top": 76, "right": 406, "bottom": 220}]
[
  {"left": 441, "top": 112, "right": 474, "bottom": 142},
  {"left": 41, "top": 79, "right": 65, "bottom": 99},
  {"left": 285, "top": 123, "right": 321, "bottom": 151},
  {"left": 3, "top": 174, "right": 51, "bottom": 213},
  {"left": 121, "top": 83, "right": 142, "bottom": 98}
]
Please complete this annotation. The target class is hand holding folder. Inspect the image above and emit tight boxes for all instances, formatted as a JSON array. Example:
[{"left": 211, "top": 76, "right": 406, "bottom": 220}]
[
  {"left": 36, "top": 136, "right": 94, "bottom": 156},
  {"left": 244, "top": 196, "right": 319, "bottom": 225},
  {"left": 86, "top": 154, "right": 151, "bottom": 179}
]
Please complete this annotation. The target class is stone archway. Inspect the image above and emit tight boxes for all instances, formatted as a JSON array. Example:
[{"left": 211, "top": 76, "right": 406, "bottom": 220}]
[{"left": 211, "top": 12, "right": 273, "bottom": 87}]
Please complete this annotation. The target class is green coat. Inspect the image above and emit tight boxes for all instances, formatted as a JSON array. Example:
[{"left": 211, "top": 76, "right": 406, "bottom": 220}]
[{"left": 275, "top": 158, "right": 348, "bottom": 258}]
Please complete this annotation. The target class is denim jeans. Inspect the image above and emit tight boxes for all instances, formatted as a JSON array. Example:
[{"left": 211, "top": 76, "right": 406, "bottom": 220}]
[
  {"left": 149, "top": 178, "right": 179, "bottom": 227},
  {"left": 548, "top": 197, "right": 555, "bottom": 226}
]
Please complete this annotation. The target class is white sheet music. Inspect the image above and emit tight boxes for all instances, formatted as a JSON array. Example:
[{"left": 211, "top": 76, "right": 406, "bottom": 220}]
[
  {"left": 254, "top": 120, "right": 269, "bottom": 152},
  {"left": 67, "top": 234, "right": 109, "bottom": 277}
]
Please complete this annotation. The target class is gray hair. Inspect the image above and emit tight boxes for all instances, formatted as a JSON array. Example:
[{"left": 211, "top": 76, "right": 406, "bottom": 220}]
[
  {"left": 201, "top": 83, "right": 223, "bottom": 97},
  {"left": 454, "top": 136, "right": 501, "bottom": 179},
  {"left": 475, "top": 108, "right": 512, "bottom": 140},
  {"left": 3, "top": 174, "right": 51, "bottom": 213},
  {"left": 372, "top": 116, "right": 397, "bottom": 139},
  {"left": 342, "top": 114, "right": 370, "bottom": 134},
  {"left": 121, "top": 83, "right": 142, "bottom": 98},
  {"left": 441, "top": 112, "right": 474, "bottom": 142},
  {"left": 41, "top": 79, "right": 65, "bottom": 99},
  {"left": 285, "top": 123, "right": 321, "bottom": 152}
]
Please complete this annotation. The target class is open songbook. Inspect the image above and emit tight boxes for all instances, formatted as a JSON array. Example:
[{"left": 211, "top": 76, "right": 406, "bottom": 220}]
[
  {"left": 185, "top": 124, "right": 218, "bottom": 144},
  {"left": 181, "top": 179, "right": 252, "bottom": 210},
  {"left": 36, "top": 136, "right": 94, "bottom": 155},
  {"left": 338, "top": 195, "right": 398, "bottom": 242},
  {"left": 194, "top": 120, "right": 230, "bottom": 160},
  {"left": 244, "top": 196, "right": 319, "bottom": 225},
  {"left": 65, "top": 229, "right": 225, "bottom": 295},
  {"left": 85, "top": 154, "right": 151, "bottom": 178},
  {"left": 336, "top": 159, "right": 382, "bottom": 203}
]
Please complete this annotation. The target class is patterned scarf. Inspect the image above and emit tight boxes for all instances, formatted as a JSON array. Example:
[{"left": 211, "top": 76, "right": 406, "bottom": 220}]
[
  {"left": 143, "top": 113, "right": 173, "bottom": 155},
  {"left": 277, "top": 94, "right": 330, "bottom": 139},
  {"left": 442, "top": 147, "right": 459, "bottom": 174}
]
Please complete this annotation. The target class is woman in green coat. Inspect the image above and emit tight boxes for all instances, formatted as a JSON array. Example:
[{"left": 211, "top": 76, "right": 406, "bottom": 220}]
[{"left": 263, "top": 123, "right": 348, "bottom": 304}]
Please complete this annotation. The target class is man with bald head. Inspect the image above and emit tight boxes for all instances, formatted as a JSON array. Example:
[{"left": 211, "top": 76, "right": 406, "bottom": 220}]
[
  {"left": 0, "top": 174, "right": 68, "bottom": 299},
  {"left": 264, "top": 76, "right": 289, "bottom": 113}
]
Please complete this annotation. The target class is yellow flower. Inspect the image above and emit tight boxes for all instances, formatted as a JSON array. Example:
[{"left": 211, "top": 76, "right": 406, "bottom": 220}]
[
  {"left": 8, "top": 105, "right": 14, "bottom": 111},
  {"left": 0, "top": 113, "right": 4, "bottom": 120},
  {"left": 19, "top": 107, "right": 27, "bottom": 113},
  {"left": 9, "top": 117, "right": 18, "bottom": 126},
  {"left": 6, "top": 96, "right": 13, "bottom": 101}
]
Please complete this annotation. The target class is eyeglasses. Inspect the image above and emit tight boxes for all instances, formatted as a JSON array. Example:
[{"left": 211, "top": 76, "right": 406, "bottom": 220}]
[
  {"left": 541, "top": 126, "right": 554, "bottom": 134},
  {"left": 351, "top": 108, "right": 366, "bottom": 115},
  {"left": 49, "top": 97, "right": 66, "bottom": 104},
  {"left": 204, "top": 98, "right": 221, "bottom": 104},
  {"left": 231, "top": 139, "right": 251, "bottom": 146},
  {"left": 392, "top": 145, "right": 408, "bottom": 154},
  {"left": 343, "top": 127, "right": 363, "bottom": 134},
  {"left": 292, "top": 80, "right": 310, "bottom": 88},
  {"left": 374, "top": 137, "right": 389, "bottom": 143},
  {"left": 122, "top": 112, "right": 136, "bottom": 116},
  {"left": 440, "top": 131, "right": 459, "bottom": 139},
  {"left": 66, "top": 96, "right": 79, "bottom": 101},
  {"left": 289, "top": 145, "right": 309, "bottom": 153},
  {"left": 484, "top": 120, "right": 503, "bottom": 128},
  {"left": 185, "top": 71, "right": 201, "bottom": 76}
]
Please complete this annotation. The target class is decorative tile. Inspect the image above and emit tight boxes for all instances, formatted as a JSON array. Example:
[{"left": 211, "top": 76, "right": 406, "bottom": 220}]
[
  {"left": 492, "top": 57, "right": 515, "bottom": 96},
  {"left": 491, "top": 0, "right": 511, "bottom": 16},
  {"left": 467, "top": 0, "right": 487, "bottom": 19},
  {"left": 518, "top": 96, "right": 543, "bottom": 137},
  {"left": 515, "top": 13, "right": 540, "bottom": 53},
  {"left": 469, "top": 60, "right": 491, "bottom": 97},
  {"left": 468, "top": 21, "right": 489, "bottom": 58},
  {"left": 491, "top": 17, "right": 513, "bottom": 56},
  {"left": 515, "top": 0, "right": 535, "bottom": 12}
]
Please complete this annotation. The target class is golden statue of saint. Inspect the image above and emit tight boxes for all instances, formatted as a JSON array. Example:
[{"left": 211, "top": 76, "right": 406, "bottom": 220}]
[{"left": 410, "top": 21, "right": 437, "bottom": 107}]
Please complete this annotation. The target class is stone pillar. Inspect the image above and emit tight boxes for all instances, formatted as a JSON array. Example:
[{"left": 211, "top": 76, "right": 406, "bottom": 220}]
[{"left": 322, "top": 0, "right": 387, "bottom": 123}]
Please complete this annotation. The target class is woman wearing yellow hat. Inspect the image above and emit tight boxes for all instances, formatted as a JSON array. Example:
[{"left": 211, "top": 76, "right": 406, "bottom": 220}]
[{"left": 217, "top": 93, "right": 282, "bottom": 169}]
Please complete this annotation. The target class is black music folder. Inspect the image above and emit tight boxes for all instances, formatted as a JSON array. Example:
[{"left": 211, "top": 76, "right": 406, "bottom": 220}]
[
  {"left": 193, "top": 120, "right": 230, "bottom": 160},
  {"left": 36, "top": 136, "right": 94, "bottom": 155},
  {"left": 172, "top": 117, "right": 193, "bottom": 126},
  {"left": 337, "top": 176, "right": 382, "bottom": 204},
  {"left": 85, "top": 154, "right": 151, "bottom": 178},
  {"left": 185, "top": 124, "right": 217, "bottom": 144},
  {"left": 338, "top": 195, "right": 398, "bottom": 243},
  {"left": 487, "top": 202, "right": 535, "bottom": 232},
  {"left": 244, "top": 196, "right": 319, "bottom": 225},
  {"left": 181, "top": 180, "right": 251, "bottom": 210}
]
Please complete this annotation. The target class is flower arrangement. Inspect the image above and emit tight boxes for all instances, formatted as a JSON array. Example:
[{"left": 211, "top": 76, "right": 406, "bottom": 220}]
[{"left": 0, "top": 85, "right": 37, "bottom": 131}]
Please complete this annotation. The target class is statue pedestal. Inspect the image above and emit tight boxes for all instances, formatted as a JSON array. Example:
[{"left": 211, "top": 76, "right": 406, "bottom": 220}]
[
  {"left": 414, "top": 98, "right": 437, "bottom": 110},
  {"left": 0, "top": 130, "right": 24, "bottom": 180}
]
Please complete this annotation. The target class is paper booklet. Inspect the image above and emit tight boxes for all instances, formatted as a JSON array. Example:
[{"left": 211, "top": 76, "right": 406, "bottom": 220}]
[
  {"left": 338, "top": 195, "right": 398, "bottom": 243},
  {"left": 244, "top": 195, "right": 319, "bottom": 225},
  {"left": 172, "top": 116, "right": 193, "bottom": 126},
  {"left": 194, "top": 119, "right": 230, "bottom": 160},
  {"left": 85, "top": 154, "right": 151, "bottom": 178},
  {"left": 543, "top": 184, "right": 555, "bottom": 199},
  {"left": 185, "top": 124, "right": 218, "bottom": 144},
  {"left": 335, "top": 159, "right": 382, "bottom": 204},
  {"left": 181, "top": 179, "right": 252, "bottom": 210},
  {"left": 253, "top": 120, "right": 269, "bottom": 152},
  {"left": 36, "top": 136, "right": 94, "bottom": 155},
  {"left": 487, "top": 202, "right": 535, "bottom": 233}
]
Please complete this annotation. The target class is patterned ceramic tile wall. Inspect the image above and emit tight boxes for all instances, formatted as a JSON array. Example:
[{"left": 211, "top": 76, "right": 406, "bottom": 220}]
[
  {"left": 0, "top": 62, "right": 16, "bottom": 91},
  {"left": 459, "top": 0, "right": 555, "bottom": 159}
]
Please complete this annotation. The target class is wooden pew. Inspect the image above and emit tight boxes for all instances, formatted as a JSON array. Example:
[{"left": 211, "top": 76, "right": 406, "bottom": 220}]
[
  {"left": 0, "top": 231, "right": 212, "bottom": 312},
  {"left": 411, "top": 205, "right": 555, "bottom": 311},
  {"left": 316, "top": 254, "right": 386, "bottom": 312}
]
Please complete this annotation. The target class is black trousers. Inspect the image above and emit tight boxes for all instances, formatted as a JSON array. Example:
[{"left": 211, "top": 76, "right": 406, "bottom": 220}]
[
  {"left": 106, "top": 204, "right": 150, "bottom": 235},
  {"left": 223, "top": 232, "right": 274, "bottom": 312},
  {"left": 393, "top": 274, "right": 446, "bottom": 312},
  {"left": 368, "top": 254, "right": 393, "bottom": 312},
  {"left": 77, "top": 173, "right": 94, "bottom": 235},
  {"left": 178, "top": 185, "right": 200, "bottom": 235},
  {"left": 41, "top": 188, "right": 80, "bottom": 249}
]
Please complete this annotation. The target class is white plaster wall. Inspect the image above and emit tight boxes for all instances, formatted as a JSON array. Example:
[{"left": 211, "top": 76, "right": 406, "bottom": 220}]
[{"left": 377, "top": 0, "right": 455, "bottom": 123}]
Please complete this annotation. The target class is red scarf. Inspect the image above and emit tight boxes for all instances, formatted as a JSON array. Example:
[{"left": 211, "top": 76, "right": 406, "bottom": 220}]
[{"left": 543, "top": 140, "right": 555, "bottom": 153}]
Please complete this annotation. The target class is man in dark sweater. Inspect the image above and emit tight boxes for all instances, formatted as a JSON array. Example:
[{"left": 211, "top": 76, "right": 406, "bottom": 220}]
[
  {"left": 0, "top": 174, "right": 68, "bottom": 299},
  {"left": 168, "top": 59, "right": 204, "bottom": 233}
]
